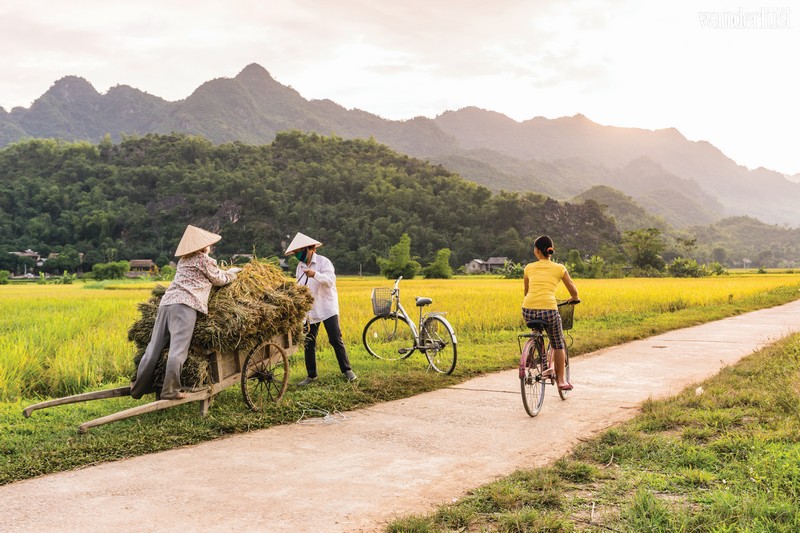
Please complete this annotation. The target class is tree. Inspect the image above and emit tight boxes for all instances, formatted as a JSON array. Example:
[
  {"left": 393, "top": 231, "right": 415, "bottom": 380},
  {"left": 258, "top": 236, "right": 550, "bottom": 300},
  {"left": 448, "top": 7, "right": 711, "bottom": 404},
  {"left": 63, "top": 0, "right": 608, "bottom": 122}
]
[
  {"left": 43, "top": 245, "right": 82, "bottom": 274},
  {"left": 622, "top": 228, "right": 666, "bottom": 271},
  {"left": 157, "top": 265, "right": 176, "bottom": 281},
  {"left": 711, "top": 247, "right": 728, "bottom": 265},
  {"left": 496, "top": 260, "right": 524, "bottom": 279},
  {"left": 566, "top": 250, "right": 585, "bottom": 277},
  {"left": 155, "top": 254, "right": 172, "bottom": 268},
  {"left": 706, "top": 261, "right": 727, "bottom": 275},
  {"left": 81, "top": 250, "right": 104, "bottom": 271},
  {"left": 584, "top": 256, "right": 607, "bottom": 279},
  {"left": 423, "top": 248, "right": 453, "bottom": 279},
  {"left": 667, "top": 257, "right": 707, "bottom": 278},
  {"left": 675, "top": 237, "right": 698, "bottom": 257},
  {"left": 377, "top": 234, "right": 421, "bottom": 279},
  {"left": 92, "top": 261, "right": 130, "bottom": 280}
]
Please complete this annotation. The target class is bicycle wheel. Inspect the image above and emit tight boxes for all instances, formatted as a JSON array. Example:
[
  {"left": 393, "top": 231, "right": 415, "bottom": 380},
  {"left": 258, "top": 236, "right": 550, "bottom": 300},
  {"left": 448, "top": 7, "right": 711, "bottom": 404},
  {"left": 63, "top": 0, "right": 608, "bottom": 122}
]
[
  {"left": 521, "top": 335, "right": 546, "bottom": 417},
  {"left": 421, "top": 316, "right": 457, "bottom": 374},
  {"left": 362, "top": 314, "right": 416, "bottom": 360},
  {"left": 241, "top": 342, "right": 289, "bottom": 411},
  {"left": 558, "top": 344, "right": 571, "bottom": 400}
]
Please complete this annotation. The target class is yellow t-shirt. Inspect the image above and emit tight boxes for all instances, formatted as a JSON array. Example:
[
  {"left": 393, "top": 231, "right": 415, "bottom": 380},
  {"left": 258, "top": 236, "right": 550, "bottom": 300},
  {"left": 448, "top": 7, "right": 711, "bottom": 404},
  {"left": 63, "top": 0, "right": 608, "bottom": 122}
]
[{"left": 522, "top": 260, "right": 567, "bottom": 310}]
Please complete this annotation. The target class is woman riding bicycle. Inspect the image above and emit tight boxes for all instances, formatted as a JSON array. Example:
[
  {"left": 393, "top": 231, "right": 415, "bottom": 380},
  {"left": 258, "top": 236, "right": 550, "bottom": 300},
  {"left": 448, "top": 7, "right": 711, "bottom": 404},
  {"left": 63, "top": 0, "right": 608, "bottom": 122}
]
[{"left": 522, "top": 235, "right": 580, "bottom": 391}]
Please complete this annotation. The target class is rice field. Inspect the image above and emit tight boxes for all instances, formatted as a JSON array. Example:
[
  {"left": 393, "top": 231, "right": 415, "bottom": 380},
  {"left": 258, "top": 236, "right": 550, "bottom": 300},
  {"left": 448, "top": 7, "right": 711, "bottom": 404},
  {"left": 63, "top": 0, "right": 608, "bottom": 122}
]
[
  {"left": 0, "top": 284, "right": 150, "bottom": 401},
  {"left": 338, "top": 273, "right": 800, "bottom": 341},
  {"left": 2, "top": 272, "right": 800, "bottom": 402}
]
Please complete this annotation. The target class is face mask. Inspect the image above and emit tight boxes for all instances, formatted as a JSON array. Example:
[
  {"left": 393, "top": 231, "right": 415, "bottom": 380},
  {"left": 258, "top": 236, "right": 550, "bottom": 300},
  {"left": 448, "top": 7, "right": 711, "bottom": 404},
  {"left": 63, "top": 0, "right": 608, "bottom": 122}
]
[{"left": 294, "top": 249, "right": 308, "bottom": 263}]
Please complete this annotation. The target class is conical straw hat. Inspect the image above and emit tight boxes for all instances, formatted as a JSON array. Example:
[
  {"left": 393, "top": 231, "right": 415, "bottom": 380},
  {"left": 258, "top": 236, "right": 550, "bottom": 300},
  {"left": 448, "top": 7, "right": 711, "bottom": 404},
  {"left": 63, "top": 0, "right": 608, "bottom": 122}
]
[
  {"left": 175, "top": 225, "right": 222, "bottom": 257},
  {"left": 284, "top": 232, "right": 322, "bottom": 255}
]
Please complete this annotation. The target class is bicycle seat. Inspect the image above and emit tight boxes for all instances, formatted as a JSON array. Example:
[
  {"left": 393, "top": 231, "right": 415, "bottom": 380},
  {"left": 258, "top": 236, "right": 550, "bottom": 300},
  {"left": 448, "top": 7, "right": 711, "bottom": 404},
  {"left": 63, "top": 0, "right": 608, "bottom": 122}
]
[
  {"left": 526, "top": 319, "right": 547, "bottom": 330},
  {"left": 415, "top": 297, "right": 432, "bottom": 307}
]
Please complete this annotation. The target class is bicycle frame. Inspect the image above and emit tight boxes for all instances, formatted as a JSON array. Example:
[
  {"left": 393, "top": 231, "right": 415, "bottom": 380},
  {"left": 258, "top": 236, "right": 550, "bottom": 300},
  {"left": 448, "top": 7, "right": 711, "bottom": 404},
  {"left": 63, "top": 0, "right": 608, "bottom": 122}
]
[
  {"left": 394, "top": 280, "right": 455, "bottom": 343},
  {"left": 518, "top": 300, "right": 579, "bottom": 416},
  {"left": 390, "top": 294, "right": 423, "bottom": 347},
  {"left": 363, "top": 276, "right": 458, "bottom": 374}
]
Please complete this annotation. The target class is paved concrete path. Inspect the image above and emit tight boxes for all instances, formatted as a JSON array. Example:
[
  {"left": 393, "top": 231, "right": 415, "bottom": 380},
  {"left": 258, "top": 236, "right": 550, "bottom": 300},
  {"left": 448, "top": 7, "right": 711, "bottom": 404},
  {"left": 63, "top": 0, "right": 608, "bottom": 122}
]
[{"left": 2, "top": 300, "right": 799, "bottom": 533}]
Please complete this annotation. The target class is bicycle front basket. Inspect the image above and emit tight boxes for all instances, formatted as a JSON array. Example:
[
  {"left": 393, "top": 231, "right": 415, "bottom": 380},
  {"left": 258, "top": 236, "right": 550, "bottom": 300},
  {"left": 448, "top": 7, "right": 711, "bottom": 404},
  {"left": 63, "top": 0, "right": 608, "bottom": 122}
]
[
  {"left": 557, "top": 300, "right": 575, "bottom": 331},
  {"left": 371, "top": 288, "right": 392, "bottom": 317}
]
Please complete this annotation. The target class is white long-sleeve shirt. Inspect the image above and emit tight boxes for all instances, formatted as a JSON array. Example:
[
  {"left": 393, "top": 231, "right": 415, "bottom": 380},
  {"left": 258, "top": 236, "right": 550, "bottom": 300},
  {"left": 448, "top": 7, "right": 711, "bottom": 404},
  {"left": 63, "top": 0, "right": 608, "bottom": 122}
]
[{"left": 295, "top": 253, "right": 340, "bottom": 324}]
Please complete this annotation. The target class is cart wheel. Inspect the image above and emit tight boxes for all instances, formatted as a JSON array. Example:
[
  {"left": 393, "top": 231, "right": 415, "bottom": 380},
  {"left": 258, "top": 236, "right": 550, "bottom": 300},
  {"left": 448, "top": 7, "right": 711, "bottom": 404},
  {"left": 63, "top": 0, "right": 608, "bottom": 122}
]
[{"left": 241, "top": 342, "right": 289, "bottom": 411}]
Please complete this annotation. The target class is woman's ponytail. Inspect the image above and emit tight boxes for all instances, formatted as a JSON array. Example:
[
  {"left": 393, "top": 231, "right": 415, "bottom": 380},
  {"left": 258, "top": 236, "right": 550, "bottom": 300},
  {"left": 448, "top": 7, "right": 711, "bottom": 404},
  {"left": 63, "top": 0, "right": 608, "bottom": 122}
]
[{"left": 534, "top": 235, "right": 555, "bottom": 257}]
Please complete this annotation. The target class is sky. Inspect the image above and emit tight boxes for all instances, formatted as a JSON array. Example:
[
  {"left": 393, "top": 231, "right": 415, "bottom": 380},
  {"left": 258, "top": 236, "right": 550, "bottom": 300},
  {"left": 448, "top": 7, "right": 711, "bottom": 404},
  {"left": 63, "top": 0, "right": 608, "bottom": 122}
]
[{"left": 1, "top": 0, "right": 798, "bottom": 176}]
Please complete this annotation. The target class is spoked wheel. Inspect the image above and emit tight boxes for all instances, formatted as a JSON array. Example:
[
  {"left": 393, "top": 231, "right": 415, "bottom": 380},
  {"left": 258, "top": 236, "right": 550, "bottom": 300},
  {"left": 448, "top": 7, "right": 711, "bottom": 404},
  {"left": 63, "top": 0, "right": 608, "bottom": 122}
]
[
  {"left": 521, "top": 337, "right": 546, "bottom": 417},
  {"left": 421, "top": 316, "right": 457, "bottom": 375},
  {"left": 241, "top": 342, "right": 289, "bottom": 411},
  {"left": 558, "top": 346, "right": 571, "bottom": 400},
  {"left": 362, "top": 314, "right": 416, "bottom": 360}
]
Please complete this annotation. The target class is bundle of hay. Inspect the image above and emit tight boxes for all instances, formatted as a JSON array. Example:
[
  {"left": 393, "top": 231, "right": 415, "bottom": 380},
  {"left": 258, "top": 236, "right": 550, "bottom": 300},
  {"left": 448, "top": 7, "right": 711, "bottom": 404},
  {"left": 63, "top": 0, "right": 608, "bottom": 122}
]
[{"left": 128, "top": 260, "right": 312, "bottom": 391}]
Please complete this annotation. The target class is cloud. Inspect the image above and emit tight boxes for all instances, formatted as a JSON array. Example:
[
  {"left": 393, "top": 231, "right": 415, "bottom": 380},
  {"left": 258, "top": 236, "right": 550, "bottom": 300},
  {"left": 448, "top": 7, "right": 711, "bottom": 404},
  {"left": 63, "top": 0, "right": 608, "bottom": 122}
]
[{"left": 0, "top": 0, "right": 798, "bottom": 174}]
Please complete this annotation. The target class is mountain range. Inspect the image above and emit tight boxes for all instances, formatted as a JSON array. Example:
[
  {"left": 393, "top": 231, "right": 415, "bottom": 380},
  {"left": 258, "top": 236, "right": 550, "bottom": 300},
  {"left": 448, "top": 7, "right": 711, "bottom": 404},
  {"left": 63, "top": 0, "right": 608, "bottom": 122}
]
[{"left": 2, "top": 63, "right": 798, "bottom": 228}]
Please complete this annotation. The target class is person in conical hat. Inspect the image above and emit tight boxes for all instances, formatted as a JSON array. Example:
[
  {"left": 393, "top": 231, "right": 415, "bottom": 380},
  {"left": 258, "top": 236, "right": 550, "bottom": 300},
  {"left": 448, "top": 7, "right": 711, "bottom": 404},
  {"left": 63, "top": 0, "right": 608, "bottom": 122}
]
[
  {"left": 174, "top": 225, "right": 223, "bottom": 257},
  {"left": 283, "top": 232, "right": 322, "bottom": 257},
  {"left": 285, "top": 232, "right": 356, "bottom": 385},
  {"left": 131, "top": 225, "right": 241, "bottom": 400}
]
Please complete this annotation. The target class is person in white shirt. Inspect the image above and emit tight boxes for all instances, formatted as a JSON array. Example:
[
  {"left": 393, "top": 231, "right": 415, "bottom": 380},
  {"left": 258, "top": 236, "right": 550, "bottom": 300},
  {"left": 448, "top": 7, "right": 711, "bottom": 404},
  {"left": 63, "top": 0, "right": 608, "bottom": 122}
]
[{"left": 285, "top": 232, "right": 356, "bottom": 385}]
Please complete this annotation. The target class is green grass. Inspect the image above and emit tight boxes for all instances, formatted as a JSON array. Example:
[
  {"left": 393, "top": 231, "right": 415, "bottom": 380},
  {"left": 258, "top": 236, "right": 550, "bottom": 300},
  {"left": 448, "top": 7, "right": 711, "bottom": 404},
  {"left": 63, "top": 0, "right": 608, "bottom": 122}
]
[
  {"left": 1, "top": 279, "right": 799, "bottom": 486},
  {"left": 385, "top": 333, "right": 800, "bottom": 532}
]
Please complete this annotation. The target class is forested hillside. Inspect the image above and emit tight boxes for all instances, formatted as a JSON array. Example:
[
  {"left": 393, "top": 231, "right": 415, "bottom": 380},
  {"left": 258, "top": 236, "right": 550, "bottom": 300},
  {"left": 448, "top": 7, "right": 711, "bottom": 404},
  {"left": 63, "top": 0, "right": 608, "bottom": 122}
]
[
  {"left": 3, "top": 63, "right": 799, "bottom": 227},
  {"left": 0, "top": 132, "right": 620, "bottom": 274},
  {"left": 574, "top": 185, "right": 800, "bottom": 268}
]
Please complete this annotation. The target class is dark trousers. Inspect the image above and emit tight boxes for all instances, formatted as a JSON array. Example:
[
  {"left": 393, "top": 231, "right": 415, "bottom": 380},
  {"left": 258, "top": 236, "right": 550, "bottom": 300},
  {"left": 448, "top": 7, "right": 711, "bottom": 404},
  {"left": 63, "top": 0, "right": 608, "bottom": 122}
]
[{"left": 304, "top": 315, "right": 351, "bottom": 378}]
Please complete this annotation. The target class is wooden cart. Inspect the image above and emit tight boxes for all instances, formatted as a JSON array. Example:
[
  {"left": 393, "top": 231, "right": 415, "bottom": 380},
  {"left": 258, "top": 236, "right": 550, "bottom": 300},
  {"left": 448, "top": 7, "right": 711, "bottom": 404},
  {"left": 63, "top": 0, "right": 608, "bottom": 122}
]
[{"left": 23, "top": 332, "right": 296, "bottom": 433}]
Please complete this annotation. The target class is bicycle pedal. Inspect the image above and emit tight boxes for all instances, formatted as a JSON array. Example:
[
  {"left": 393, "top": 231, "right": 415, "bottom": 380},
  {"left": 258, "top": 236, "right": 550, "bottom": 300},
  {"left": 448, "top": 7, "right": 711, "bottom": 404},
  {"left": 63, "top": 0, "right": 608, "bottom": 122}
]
[{"left": 398, "top": 348, "right": 410, "bottom": 354}]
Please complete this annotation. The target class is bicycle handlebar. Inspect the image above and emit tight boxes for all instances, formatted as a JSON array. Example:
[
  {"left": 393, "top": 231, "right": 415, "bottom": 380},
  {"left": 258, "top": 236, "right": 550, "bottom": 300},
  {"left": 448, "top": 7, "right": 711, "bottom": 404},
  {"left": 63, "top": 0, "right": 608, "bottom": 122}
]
[{"left": 393, "top": 276, "right": 403, "bottom": 292}]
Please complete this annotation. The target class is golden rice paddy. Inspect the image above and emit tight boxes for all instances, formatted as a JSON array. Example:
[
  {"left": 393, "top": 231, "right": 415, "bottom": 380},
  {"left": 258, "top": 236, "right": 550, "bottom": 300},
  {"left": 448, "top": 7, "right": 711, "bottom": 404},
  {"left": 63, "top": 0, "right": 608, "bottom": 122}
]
[{"left": 2, "top": 272, "right": 800, "bottom": 401}]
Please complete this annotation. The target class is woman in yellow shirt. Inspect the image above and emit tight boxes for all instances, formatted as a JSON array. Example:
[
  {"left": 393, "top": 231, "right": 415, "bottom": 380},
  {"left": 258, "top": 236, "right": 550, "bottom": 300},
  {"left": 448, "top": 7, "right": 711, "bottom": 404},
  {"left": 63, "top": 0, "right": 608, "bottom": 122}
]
[{"left": 522, "top": 235, "right": 580, "bottom": 391}]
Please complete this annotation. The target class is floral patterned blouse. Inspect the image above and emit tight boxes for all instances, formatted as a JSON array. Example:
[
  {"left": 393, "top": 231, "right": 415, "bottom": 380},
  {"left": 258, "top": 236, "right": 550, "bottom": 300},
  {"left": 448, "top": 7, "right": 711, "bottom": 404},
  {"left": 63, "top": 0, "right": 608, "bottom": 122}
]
[{"left": 160, "top": 252, "right": 237, "bottom": 314}]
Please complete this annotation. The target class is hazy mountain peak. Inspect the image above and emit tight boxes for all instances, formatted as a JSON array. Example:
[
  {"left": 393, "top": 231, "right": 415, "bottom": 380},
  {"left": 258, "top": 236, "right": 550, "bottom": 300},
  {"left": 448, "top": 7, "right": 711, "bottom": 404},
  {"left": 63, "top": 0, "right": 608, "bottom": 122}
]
[
  {"left": 236, "top": 62, "right": 274, "bottom": 81},
  {"left": 437, "top": 107, "right": 519, "bottom": 128},
  {"left": 44, "top": 76, "right": 99, "bottom": 102},
  {"left": 654, "top": 126, "right": 684, "bottom": 139},
  {"left": 557, "top": 113, "right": 595, "bottom": 125}
]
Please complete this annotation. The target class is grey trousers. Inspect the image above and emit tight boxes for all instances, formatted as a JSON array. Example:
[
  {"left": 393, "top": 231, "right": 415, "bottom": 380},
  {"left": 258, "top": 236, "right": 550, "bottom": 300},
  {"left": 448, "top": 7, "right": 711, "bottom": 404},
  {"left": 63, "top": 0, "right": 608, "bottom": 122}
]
[{"left": 130, "top": 303, "right": 197, "bottom": 399}]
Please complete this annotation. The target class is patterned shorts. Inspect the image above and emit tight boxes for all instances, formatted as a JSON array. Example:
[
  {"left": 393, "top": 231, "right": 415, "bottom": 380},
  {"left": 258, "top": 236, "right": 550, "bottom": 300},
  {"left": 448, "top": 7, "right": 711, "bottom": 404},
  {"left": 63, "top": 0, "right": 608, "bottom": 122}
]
[{"left": 521, "top": 308, "right": 566, "bottom": 349}]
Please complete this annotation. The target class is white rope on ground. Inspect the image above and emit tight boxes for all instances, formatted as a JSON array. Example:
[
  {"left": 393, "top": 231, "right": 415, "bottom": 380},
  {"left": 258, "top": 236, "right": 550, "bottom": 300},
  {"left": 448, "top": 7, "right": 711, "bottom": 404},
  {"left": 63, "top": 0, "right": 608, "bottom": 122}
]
[{"left": 295, "top": 401, "right": 351, "bottom": 425}]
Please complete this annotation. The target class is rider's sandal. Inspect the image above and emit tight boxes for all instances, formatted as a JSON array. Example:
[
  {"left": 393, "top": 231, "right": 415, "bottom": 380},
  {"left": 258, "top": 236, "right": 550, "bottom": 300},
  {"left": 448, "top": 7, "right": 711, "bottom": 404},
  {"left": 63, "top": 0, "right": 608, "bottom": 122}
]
[{"left": 557, "top": 382, "right": 574, "bottom": 391}]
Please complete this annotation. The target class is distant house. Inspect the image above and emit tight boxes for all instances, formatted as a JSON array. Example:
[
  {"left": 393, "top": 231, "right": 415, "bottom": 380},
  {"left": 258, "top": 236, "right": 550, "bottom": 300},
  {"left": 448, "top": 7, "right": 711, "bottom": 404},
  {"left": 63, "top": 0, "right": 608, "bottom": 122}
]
[
  {"left": 11, "top": 249, "right": 42, "bottom": 264},
  {"left": 485, "top": 257, "right": 510, "bottom": 271},
  {"left": 464, "top": 256, "right": 510, "bottom": 274},
  {"left": 127, "top": 259, "right": 156, "bottom": 277},
  {"left": 9, "top": 249, "right": 44, "bottom": 275},
  {"left": 465, "top": 259, "right": 486, "bottom": 274}
]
